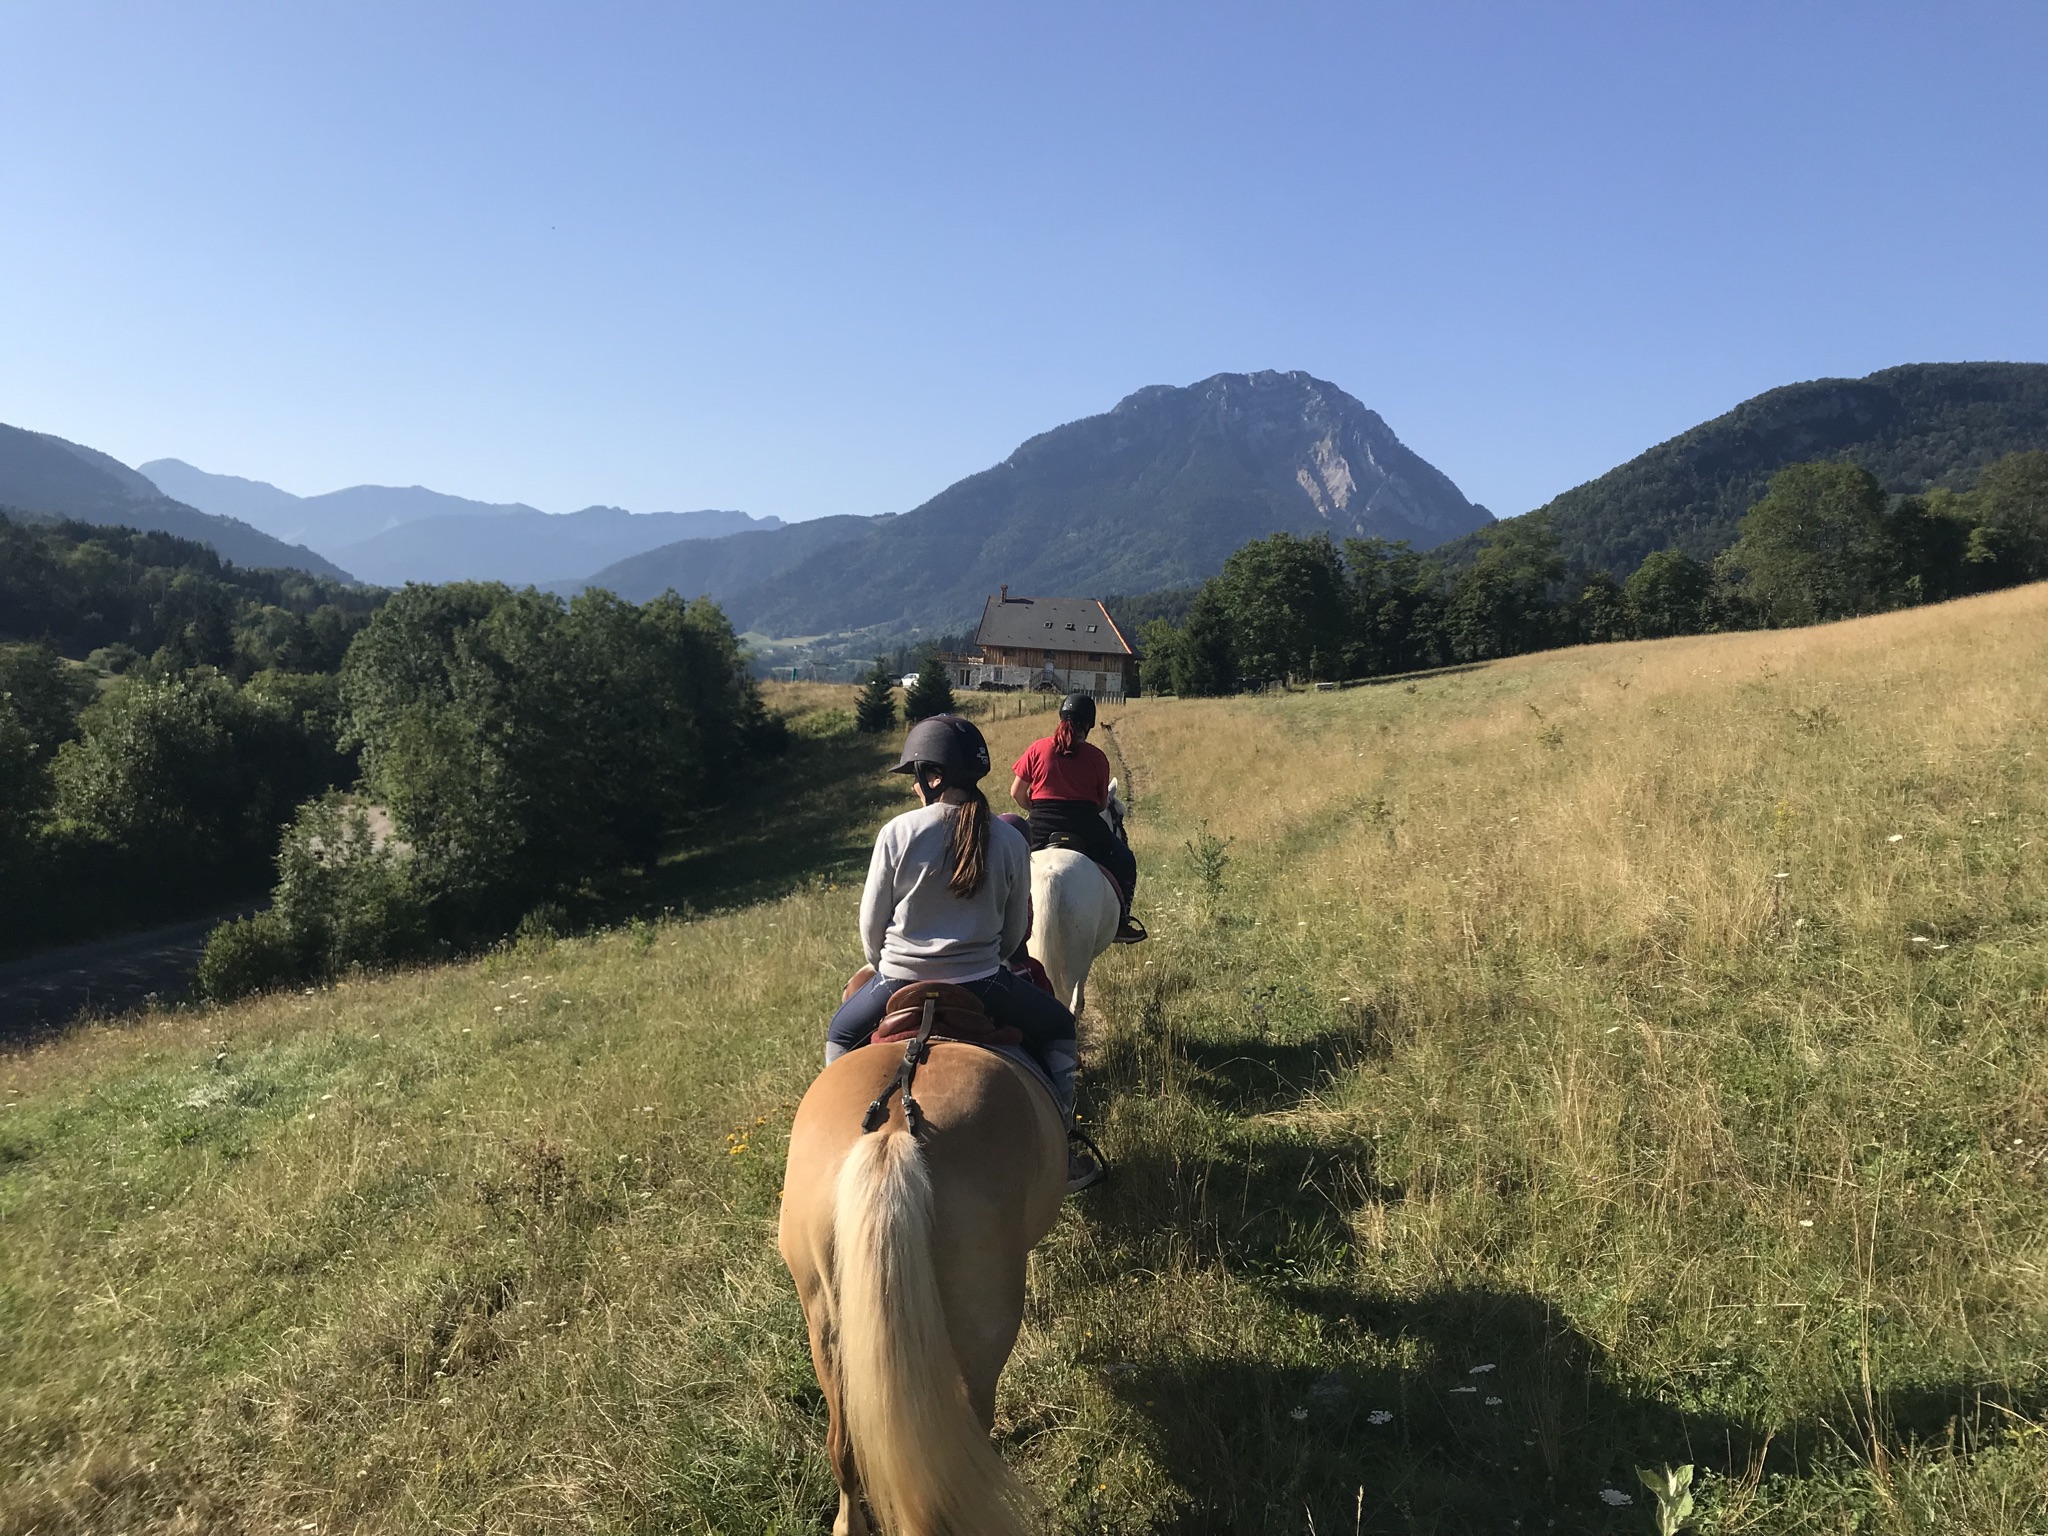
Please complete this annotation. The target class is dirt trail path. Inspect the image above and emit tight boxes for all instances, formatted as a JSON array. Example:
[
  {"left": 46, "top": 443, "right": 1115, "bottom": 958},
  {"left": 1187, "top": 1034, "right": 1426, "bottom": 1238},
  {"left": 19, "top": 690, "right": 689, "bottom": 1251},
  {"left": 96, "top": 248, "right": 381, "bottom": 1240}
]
[{"left": 0, "top": 911, "right": 248, "bottom": 1043}]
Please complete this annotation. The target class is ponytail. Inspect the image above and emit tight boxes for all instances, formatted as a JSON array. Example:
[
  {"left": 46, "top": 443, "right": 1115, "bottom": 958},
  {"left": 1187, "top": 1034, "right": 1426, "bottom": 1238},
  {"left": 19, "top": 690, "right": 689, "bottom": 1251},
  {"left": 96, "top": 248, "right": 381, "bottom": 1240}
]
[
  {"left": 1052, "top": 718, "right": 1082, "bottom": 757},
  {"left": 917, "top": 765, "right": 993, "bottom": 898}
]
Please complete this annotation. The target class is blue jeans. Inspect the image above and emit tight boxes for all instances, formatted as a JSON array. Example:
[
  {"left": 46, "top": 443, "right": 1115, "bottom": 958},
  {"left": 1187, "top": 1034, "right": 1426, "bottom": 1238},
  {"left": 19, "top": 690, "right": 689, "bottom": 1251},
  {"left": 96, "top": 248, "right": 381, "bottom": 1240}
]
[{"left": 826, "top": 967, "right": 1078, "bottom": 1115}]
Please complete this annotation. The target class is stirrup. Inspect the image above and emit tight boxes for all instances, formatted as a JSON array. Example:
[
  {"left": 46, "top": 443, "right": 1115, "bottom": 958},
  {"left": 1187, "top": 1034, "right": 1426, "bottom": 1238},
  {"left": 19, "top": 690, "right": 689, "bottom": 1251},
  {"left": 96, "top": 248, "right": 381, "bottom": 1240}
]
[
  {"left": 1065, "top": 1127, "right": 1110, "bottom": 1194},
  {"left": 1113, "top": 915, "right": 1148, "bottom": 944}
]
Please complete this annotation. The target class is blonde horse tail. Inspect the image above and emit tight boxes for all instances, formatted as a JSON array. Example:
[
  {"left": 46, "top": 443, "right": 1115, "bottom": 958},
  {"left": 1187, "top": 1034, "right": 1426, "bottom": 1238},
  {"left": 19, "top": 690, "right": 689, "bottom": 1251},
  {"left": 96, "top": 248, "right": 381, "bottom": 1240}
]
[{"left": 833, "top": 1127, "right": 1030, "bottom": 1536}]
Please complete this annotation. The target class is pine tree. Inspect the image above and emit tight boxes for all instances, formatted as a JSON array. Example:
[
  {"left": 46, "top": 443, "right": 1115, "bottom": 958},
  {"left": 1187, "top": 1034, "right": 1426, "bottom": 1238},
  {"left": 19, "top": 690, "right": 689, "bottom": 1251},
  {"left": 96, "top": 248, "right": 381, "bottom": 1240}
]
[
  {"left": 903, "top": 650, "right": 957, "bottom": 722},
  {"left": 853, "top": 657, "right": 897, "bottom": 734}
]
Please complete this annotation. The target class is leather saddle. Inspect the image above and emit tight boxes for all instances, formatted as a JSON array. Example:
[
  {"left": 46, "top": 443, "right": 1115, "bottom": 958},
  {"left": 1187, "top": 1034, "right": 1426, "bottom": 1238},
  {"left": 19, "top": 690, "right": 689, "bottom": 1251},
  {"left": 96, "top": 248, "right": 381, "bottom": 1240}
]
[{"left": 872, "top": 981, "right": 1023, "bottom": 1048}]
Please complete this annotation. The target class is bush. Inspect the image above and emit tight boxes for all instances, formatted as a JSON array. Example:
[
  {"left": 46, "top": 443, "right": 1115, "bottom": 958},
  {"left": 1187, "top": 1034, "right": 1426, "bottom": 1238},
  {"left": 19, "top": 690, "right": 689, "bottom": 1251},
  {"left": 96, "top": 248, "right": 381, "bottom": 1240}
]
[{"left": 196, "top": 910, "right": 306, "bottom": 1002}]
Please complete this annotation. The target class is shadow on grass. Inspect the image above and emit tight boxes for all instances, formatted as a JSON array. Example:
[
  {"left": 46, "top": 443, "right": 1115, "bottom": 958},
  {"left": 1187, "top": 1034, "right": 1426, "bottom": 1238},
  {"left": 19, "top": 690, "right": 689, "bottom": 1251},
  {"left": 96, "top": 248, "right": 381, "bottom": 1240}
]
[
  {"left": 1079, "top": 1021, "right": 2048, "bottom": 1531},
  {"left": 1172, "top": 1030, "right": 1377, "bottom": 1115},
  {"left": 629, "top": 725, "right": 900, "bottom": 918}
]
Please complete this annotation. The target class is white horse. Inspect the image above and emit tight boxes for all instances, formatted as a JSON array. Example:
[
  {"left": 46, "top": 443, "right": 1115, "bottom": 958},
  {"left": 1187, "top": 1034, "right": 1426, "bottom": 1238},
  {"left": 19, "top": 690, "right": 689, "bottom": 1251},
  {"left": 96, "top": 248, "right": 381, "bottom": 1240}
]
[{"left": 1027, "top": 779, "right": 1126, "bottom": 1017}]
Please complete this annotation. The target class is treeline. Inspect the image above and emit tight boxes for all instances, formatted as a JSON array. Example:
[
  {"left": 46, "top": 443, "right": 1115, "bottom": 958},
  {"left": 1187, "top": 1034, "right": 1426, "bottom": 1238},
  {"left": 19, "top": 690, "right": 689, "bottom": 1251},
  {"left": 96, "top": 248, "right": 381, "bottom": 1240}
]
[
  {"left": 1, "top": 509, "right": 788, "bottom": 980},
  {"left": 0, "top": 509, "right": 383, "bottom": 674},
  {"left": 198, "top": 585, "right": 784, "bottom": 998},
  {"left": 1137, "top": 452, "right": 2048, "bottom": 693}
]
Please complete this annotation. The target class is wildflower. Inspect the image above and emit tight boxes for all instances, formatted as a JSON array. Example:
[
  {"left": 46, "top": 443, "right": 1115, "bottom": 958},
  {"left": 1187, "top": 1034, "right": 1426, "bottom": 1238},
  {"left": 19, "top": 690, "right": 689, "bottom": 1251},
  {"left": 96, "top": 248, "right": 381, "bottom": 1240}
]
[
  {"left": 1911, "top": 936, "right": 1930, "bottom": 944},
  {"left": 1599, "top": 1488, "right": 1634, "bottom": 1506},
  {"left": 1449, "top": 1385, "right": 1477, "bottom": 1394},
  {"left": 1367, "top": 1409, "right": 1393, "bottom": 1425},
  {"left": 1798, "top": 1219, "right": 1813, "bottom": 1227},
  {"left": 1887, "top": 834, "right": 1904, "bottom": 843},
  {"left": 1468, "top": 1363, "right": 1496, "bottom": 1373},
  {"left": 1772, "top": 872, "right": 1790, "bottom": 880},
  {"left": 1289, "top": 1407, "right": 1308, "bottom": 1421},
  {"left": 1485, "top": 1396, "right": 1503, "bottom": 1406}
]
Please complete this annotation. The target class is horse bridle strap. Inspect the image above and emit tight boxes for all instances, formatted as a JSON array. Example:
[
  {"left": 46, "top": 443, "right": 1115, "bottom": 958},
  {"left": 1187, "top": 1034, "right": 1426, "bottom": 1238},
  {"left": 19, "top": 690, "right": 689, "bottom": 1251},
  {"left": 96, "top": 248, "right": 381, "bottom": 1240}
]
[{"left": 861, "top": 993, "right": 939, "bottom": 1137}]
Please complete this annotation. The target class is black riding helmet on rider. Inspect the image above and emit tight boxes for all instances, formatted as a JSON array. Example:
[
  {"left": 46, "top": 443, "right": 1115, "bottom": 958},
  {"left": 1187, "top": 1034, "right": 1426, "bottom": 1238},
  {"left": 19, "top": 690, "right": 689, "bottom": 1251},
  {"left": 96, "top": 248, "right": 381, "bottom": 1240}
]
[{"left": 892, "top": 712, "right": 992, "bottom": 783}]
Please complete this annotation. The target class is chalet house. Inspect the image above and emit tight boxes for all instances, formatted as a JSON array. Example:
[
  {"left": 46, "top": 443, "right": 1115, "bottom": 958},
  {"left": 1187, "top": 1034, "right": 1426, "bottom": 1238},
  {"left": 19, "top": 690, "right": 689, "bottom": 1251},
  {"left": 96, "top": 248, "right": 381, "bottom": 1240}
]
[{"left": 952, "top": 588, "right": 1137, "bottom": 700}]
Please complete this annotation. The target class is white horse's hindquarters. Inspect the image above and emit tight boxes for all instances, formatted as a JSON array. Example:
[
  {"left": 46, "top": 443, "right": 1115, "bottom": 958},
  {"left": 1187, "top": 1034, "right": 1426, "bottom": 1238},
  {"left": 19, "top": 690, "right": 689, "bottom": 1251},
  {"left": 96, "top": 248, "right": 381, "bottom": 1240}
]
[{"left": 1028, "top": 848, "right": 1119, "bottom": 1017}]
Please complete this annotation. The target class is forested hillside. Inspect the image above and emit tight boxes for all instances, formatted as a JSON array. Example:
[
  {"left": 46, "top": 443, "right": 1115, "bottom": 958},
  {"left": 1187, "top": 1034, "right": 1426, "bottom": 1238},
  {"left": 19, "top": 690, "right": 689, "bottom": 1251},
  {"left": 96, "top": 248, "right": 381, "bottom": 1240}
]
[
  {"left": 0, "top": 511, "right": 381, "bottom": 673},
  {"left": 1443, "top": 362, "right": 2048, "bottom": 575},
  {"left": 0, "top": 423, "right": 352, "bottom": 579}
]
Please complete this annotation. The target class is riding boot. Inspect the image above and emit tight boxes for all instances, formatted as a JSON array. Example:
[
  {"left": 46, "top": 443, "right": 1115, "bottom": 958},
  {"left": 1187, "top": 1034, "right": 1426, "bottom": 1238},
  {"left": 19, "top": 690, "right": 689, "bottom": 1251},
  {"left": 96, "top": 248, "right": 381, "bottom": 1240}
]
[{"left": 1113, "top": 897, "right": 1148, "bottom": 945}]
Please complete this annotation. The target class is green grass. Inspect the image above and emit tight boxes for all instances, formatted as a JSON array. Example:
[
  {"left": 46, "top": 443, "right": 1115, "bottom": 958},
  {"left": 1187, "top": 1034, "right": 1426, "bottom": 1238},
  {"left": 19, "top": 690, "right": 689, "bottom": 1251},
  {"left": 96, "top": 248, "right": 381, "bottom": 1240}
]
[{"left": 5, "top": 593, "right": 2048, "bottom": 1533}]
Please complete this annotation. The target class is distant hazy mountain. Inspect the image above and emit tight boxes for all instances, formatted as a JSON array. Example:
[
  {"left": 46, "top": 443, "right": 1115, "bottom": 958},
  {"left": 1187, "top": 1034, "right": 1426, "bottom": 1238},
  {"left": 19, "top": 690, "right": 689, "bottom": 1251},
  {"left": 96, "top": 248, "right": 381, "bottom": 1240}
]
[
  {"left": 141, "top": 459, "right": 542, "bottom": 547},
  {"left": 579, "top": 370, "right": 1490, "bottom": 635},
  {"left": 141, "top": 458, "right": 782, "bottom": 586},
  {"left": 564, "top": 515, "right": 882, "bottom": 618},
  {"left": 1, "top": 425, "right": 352, "bottom": 580},
  {"left": 1455, "top": 362, "right": 2048, "bottom": 576},
  {"left": 330, "top": 506, "right": 779, "bottom": 587}
]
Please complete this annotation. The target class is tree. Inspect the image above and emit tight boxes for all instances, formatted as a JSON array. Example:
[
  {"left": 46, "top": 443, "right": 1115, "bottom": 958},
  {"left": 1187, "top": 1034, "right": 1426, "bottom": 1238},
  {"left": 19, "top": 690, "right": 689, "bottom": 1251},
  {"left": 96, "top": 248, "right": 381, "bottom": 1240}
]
[
  {"left": 1215, "top": 532, "right": 1348, "bottom": 682},
  {"left": 1172, "top": 582, "right": 1238, "bottom": 697},
  {"left": 1571, "top": 571, "right": 1630, "bottom": 645},
  {"left": 1623, "top": 549, "right": 1714, "bottom": 638},
  {"left": 903, "top": 650, "right": 956, "bottom": 722},
  {"left": 339, "top": 581, "right": 778, "bottom": 936},
  {"left": 1964, "top": 450, "right": 2048, "bottom": 586},
  {"left": 51, "top": 669, "right": 332, "bottom": 877},
  {"left": 1445, "top": 513, "right": 1566, "bottom": 661},
  {"left": 1341, "top": 538, "right": 1447, "bottom": 677},
  {"left": 1135, "top": 619, "right": 1180, "bottom": 694},
  {"left": 854, "top": 656, "right": 898, "bottom": 732},
  {"left": 1725, "top": 462, "right": 1900, "bottom": 625}
]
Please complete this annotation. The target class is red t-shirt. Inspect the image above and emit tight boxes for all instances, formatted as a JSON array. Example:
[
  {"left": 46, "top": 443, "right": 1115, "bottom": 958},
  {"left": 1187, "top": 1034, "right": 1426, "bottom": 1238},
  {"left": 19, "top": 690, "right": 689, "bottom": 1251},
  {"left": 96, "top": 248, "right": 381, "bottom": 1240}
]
[{"left": 1012, "top": 737, "right": 1111, "bottom": 806}]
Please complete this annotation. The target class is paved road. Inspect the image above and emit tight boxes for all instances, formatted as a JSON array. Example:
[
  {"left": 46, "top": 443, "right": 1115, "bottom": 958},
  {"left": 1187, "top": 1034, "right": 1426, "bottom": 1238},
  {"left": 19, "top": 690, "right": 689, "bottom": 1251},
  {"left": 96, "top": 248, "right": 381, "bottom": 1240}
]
[{"left": 0, "top": 911, "right": 248, "bottom": 1043}]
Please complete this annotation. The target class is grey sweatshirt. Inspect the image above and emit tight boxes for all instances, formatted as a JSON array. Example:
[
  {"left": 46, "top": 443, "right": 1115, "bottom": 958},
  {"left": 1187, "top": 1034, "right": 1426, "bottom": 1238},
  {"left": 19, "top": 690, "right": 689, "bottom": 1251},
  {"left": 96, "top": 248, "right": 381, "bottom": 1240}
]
[{"left": 860, "top": 802, "right": 1031, "bottom": 982}]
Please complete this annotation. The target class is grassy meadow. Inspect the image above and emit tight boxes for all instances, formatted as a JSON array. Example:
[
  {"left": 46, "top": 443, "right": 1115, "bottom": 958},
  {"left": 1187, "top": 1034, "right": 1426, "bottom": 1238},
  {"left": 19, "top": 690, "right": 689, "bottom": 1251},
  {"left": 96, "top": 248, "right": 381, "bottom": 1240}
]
[{"left": 4, "top": 589, "right": 2048, "bottom": 1533}]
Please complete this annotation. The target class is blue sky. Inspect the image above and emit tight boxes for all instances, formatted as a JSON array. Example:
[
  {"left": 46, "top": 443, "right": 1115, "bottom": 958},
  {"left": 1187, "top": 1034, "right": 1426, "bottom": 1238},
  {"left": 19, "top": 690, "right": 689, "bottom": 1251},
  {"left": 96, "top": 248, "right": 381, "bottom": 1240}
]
[{"left": 2, "top": 2, "right": 2043, "bottom": 523}]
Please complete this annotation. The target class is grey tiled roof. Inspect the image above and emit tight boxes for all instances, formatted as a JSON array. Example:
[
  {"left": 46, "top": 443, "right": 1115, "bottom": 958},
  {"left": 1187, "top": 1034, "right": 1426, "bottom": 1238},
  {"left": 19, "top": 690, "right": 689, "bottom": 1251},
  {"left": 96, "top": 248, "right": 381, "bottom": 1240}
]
[{"left": 973, "top": 595, "right": 1133, "bottom": 655}]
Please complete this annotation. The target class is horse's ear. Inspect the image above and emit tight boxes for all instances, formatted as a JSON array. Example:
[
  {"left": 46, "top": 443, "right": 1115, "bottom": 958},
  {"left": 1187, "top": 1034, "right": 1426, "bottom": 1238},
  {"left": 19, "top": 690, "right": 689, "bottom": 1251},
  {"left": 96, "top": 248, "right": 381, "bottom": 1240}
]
[{"left": 1108, "top": 776, "right": 1119, "bottom": 797}]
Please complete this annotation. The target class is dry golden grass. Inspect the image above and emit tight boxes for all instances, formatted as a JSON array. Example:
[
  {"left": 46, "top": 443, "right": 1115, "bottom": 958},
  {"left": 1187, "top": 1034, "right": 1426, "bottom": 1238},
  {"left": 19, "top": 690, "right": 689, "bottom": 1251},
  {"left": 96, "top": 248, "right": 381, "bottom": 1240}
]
[{"left": 4, "top": 595, "right": 2047, "bottom": 1532}]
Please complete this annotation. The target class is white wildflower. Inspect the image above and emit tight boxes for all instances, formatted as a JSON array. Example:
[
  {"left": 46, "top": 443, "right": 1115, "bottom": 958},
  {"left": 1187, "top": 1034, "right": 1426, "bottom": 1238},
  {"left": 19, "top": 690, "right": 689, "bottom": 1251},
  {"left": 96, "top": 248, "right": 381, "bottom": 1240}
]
[
  {"left": 1367, "top": 1409, "right": 1393, "bottom": 1425},
  {"left": 1599, "top": 1488, "right": 1633, "bottom": 1506},
  {"left": 1468, "top": 1363, "right": 1496, "bottom": 1373}
]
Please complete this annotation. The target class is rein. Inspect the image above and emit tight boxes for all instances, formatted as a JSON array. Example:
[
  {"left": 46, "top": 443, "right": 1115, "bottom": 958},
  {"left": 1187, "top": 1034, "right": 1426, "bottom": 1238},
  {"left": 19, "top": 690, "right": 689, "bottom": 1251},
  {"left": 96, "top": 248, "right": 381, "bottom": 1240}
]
[{"left": 861, "top": 993, "right": 939, "bottom": 1137}]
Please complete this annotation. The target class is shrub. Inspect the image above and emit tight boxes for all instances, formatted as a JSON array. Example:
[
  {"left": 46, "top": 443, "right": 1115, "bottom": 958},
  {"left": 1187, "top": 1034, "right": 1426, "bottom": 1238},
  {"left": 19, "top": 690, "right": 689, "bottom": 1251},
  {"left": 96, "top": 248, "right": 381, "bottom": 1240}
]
[{"left": 196, "top": 910, "right": 306, "bottom": 1002}]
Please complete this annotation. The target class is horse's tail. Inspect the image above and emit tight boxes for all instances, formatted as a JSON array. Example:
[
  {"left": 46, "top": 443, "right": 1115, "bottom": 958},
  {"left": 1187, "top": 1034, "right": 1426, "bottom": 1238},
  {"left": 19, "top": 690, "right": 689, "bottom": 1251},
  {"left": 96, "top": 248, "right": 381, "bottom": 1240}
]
[{"left": 833, "top": 1127, "right": 1030, "bottom": 1536}]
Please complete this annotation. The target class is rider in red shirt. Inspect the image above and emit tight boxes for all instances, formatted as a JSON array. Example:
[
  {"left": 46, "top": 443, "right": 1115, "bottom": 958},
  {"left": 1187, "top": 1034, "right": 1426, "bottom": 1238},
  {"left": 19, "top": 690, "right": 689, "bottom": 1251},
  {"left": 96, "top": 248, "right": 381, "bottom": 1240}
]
[{"left": 1009, "top": 694, "right": 1145, "bottom": 944}]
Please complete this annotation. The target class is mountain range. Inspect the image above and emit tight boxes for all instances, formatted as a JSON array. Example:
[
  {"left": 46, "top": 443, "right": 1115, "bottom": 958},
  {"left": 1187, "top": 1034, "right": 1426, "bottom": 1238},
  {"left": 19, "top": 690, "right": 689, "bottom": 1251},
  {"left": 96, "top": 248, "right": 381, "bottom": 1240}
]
[
  {"left": 138, "top": 459, "right": 779, "bottom": 588},
  {"left": 570, "top": 370, "right": 1495, "bottom": 633},
  {"left": 10, "top": 360, "right": 2046, "bottom": 646}
]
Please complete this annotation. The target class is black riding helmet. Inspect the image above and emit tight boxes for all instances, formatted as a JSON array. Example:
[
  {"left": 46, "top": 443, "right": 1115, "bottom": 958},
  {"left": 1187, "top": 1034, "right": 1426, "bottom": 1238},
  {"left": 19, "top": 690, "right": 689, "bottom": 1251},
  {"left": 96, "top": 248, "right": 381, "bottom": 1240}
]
[
  {"left": 892, "top": 713, "right": 991, "bottom": 782},
  {"left": 1059, "top": 692, "right": 1096, "bottom": 729}
]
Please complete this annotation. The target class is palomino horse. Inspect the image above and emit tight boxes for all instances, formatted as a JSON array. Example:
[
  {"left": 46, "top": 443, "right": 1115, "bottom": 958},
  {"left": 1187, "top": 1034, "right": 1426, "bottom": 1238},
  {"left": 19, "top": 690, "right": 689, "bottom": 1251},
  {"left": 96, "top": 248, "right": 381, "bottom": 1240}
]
[
  {"left": 1027, "top": 778, "right": 1128, "bottom": 1016},
  {"left": 780, "top": 1000, "right": 1066, "bottom": 1535}
]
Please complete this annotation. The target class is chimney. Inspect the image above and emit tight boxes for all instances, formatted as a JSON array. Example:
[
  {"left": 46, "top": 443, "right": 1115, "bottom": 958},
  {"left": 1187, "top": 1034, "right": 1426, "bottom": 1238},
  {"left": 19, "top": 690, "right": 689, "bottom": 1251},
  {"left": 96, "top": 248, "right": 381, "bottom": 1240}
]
[{"left": 999, "top": 584, "right": 1009, "bottom": 603}]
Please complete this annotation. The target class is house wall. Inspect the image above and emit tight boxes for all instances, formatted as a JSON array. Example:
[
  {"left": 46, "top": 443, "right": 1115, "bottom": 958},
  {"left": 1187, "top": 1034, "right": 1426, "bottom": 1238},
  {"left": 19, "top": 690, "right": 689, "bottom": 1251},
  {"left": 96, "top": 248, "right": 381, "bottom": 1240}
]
[{"left": 951, "top": 646, "right": 1136, "bottom": 700}]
